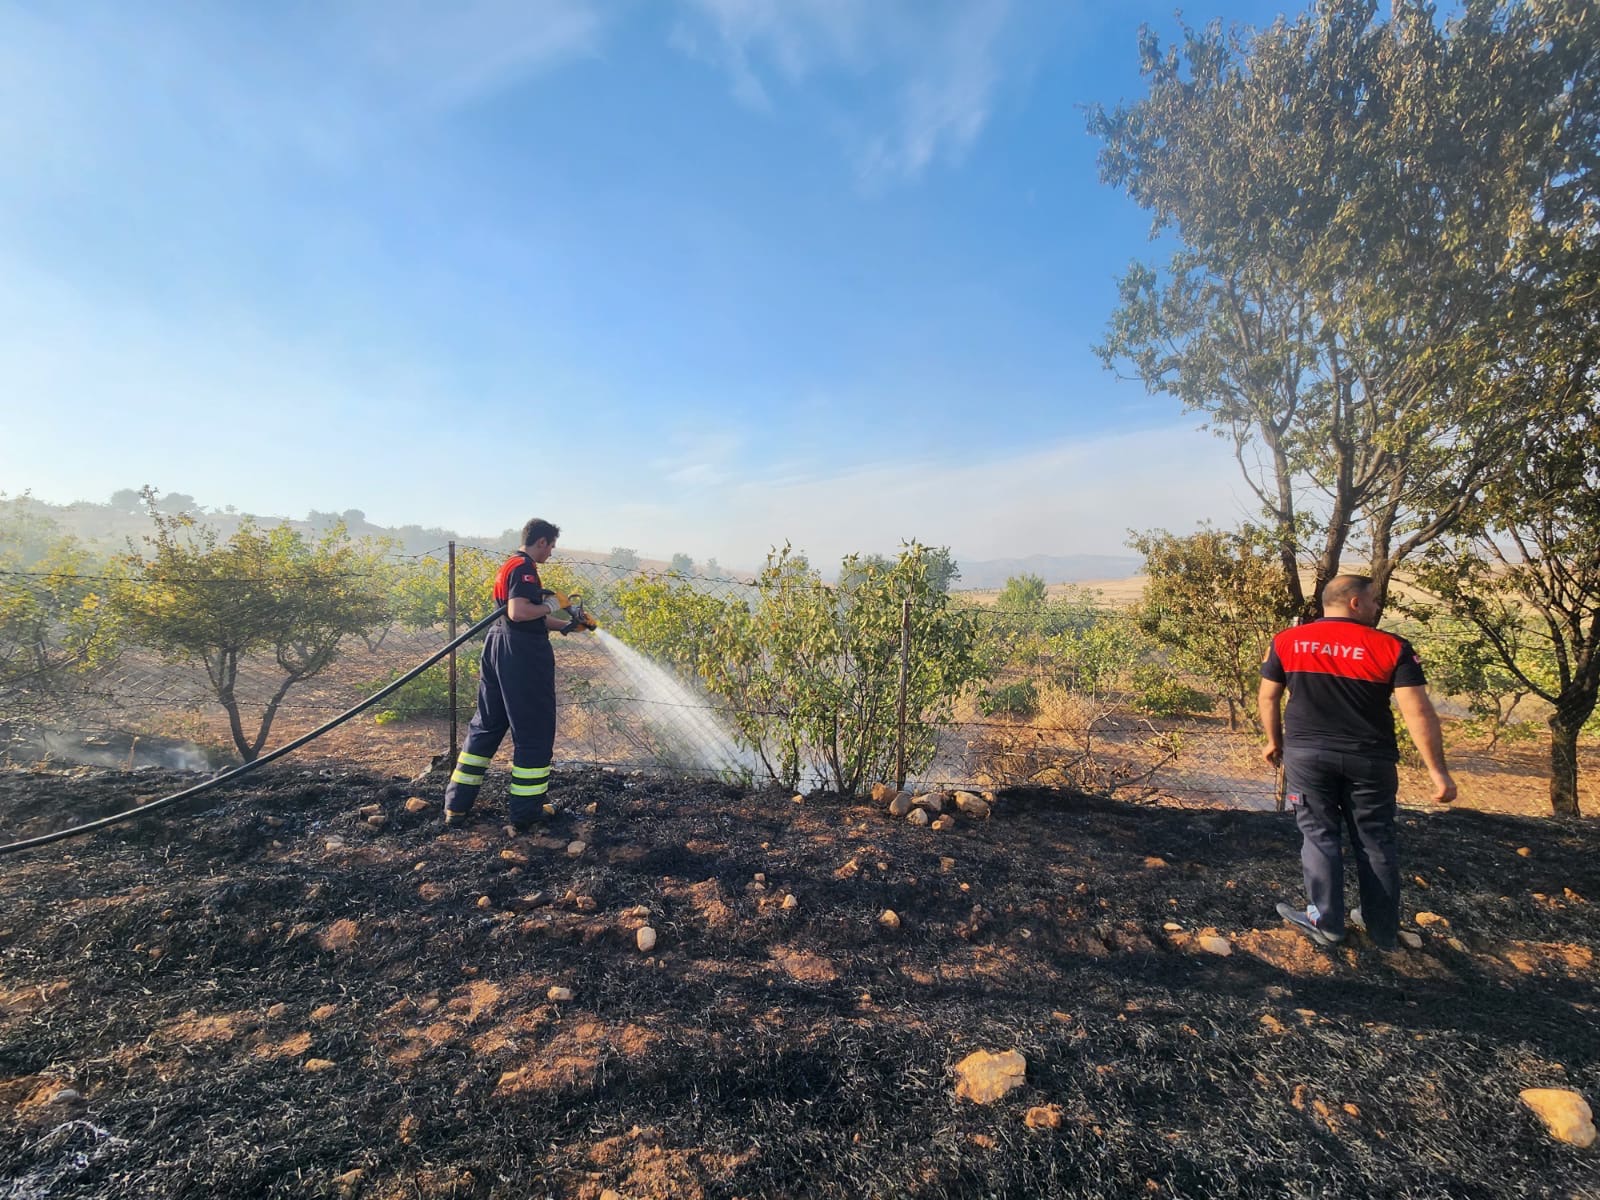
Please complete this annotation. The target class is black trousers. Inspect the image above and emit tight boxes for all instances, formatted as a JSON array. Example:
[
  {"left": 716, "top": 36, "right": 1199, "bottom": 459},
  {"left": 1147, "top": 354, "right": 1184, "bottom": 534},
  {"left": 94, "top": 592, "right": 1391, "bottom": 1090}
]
[
  {"left": 443, "top": 627, "right": 556, "bottom": 825},
  {"left": 1284, "top": 746, "right": 1401, "bottom": 943}
]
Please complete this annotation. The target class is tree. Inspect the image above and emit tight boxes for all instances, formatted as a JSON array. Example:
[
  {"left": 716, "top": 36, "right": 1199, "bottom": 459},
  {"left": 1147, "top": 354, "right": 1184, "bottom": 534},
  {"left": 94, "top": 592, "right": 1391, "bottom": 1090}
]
[
  {"left": 609, "top": 547, "right": 640, "bottom": 572},
  {"left": 997, "top": 574, "right": 1049, "bottom": 612},
  {"left": 1406, "top": 393, "right": 1600, "bottom": 816},
  {"left": 1091, "top": 0, "right": 1599, "bottom": 617},
  {"left": 704, "top": 557, "right": 721, "bottom": 578},
  {"left": 116, "top": 496, "right": 393, "bottom": 762},
  {"left": 1130, "top": 524, "right": 1298, "bottom": 730},
  {"left": 0, "top": 502, "right": 119, "bottom": 715},
  {"left": 668, "top": 553, "right": 695, "bottom": 576},
  {"left": 108, "top": 488, "right": 144, "bottom": 515}
]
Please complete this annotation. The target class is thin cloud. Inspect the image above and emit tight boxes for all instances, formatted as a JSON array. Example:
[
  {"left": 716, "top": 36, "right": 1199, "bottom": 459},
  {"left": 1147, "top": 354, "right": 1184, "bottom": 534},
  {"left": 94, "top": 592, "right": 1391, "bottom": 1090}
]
[{"left": 672, "top": 0, "right": 1018, "bottom": 182}]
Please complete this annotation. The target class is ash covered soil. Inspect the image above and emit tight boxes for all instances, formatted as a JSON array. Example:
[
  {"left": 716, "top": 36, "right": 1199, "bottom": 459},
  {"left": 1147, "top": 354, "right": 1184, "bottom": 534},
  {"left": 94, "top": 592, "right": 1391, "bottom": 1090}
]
[{"left": 1, "top": 765, "right": 1597, "bottom": 1200}]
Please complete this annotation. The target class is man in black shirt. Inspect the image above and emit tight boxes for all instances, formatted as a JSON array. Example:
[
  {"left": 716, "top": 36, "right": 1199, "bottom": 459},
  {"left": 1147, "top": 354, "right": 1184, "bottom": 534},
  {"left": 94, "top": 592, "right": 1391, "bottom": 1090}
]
[
  {"left": 444, "top": 518, "right": 578, "bottom": 831},
  {"left": 1259, "top": 575, "right": 1456, "bottom": 949}
]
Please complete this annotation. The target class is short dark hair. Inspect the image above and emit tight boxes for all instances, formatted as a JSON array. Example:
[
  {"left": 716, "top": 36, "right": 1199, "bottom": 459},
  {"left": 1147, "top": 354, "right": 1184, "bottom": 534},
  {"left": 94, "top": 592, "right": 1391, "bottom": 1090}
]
[
  {"left": 1322, "top": 574, "right": 1372, "bottom": 610},
  {"left": 521, "top": 518, "right": 560, "bottom": 547}
]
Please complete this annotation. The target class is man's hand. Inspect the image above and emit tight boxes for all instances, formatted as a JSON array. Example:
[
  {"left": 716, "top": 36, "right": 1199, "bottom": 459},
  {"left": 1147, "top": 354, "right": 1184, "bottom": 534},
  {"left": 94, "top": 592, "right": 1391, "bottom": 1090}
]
[
  {"left": 1431, "top": 770, "right": 1457, "bottom": 804},
  {"left": 1261, "top": 742, "right": 1282, "bottom": 768}
]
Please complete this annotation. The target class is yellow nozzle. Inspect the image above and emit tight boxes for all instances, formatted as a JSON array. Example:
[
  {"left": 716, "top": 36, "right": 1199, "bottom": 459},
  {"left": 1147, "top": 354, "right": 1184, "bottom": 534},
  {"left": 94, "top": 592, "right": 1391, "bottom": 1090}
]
[{"left": 552, "top": 589, "right": 598, "bottom": 631}]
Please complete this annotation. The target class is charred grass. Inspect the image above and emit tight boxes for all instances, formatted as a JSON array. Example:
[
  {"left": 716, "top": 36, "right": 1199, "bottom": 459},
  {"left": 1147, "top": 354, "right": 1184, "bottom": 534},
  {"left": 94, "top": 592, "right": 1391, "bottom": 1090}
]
[{"left": 1, "top": 765, "right": 1597, "bottom": 1199}]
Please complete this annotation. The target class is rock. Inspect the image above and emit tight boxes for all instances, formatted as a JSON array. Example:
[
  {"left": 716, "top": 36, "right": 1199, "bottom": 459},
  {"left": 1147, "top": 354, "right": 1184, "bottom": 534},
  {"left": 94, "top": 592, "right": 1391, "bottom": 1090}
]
[
  {"left": 546, "top": 986, "right": 574, "bottom": 1002},
  {"left": 636, "top": 927, "right": 657, "bottom": 953},
  {"left": 940, "top": 857, "right": 956, "bottom": 872},
  {"left": 584, "top": 802, "right": 599, "bottom": 815},
  {"left": 1162, "top": 922, "right": 1183, "bottom": 932},
  {"left": 791, "top": 793, "right": 805, "bottom": 804},
  {"left": 1024, "top": 1104, "right": 1063, "bottom": 1130},
  {"left": 476, "top": 896, "right": 493, "bottom": 909},
  {"left": 50, "top": 1088, "right": 83, "bottom": 1105},
  {"left": 622, "top": 904, "right": 651, "bottom": 919},
  {"left": 404, "top": 797, "right": 431, "bottom": 814},
  {"left": 879, "top": 909, "right": 902, "bottom": 930},
  {"left": 1446, "top": 937, "right": 1467, "bottom": 952},
  {"left": 324, "top": 838, "right": 346, "bottom": 851},
  {"left": 954, "top": 1049, "right": 1027, "bottom": 1104},
  {"left": 1199, "top": 935, "right": 1233, "bottom": 957},
  {"left": 888, "top": 793, "right": 914, "bottom": 818},
  {"left": 574, "top": 895, "right": 598, "bottom": 913},
  {"left": 931, "top": 815, "right": 955, "bottom": 832},
  {"left": 915, "top": 791, "right": 948, "bottom": 813},
  {"left": 1399, "top": 931, "right": 1424, "bottom": 949},
  {"left": 870, "top": 782, "right": 897, "bottom": 803},
  {"left": 1520, "top": 1088, "right": 1596, "bottom": 1148},
  {"left": 754, "top": 873, "right": 766, "bottom": 883},
  {"left": 311, "top": 1004, "right": 339, "bottom": 1021},
  {"left": 500, "top": 848, "right": 529, "bottom": 866},
  {"left": 781, "top": 893, "right": 799, "bottom": 911},
  {"left": 1415, "top": 912, "right": 1449, "bottom": 928},
  {"left": 266, "top": 1002, "right": 287, "bottom": 1019},
  {"left": 906, "top": 808, "right": 931, "bottom": 827},
  {"left": 336, "top": 1168, "right": 365, "bottom": 1197},
  {"left": 566, "top": 841, "right": 587, "bottom": 858},
  {"left": 358, "top": 803, "right": 382, "bottom": 817},
  {"left": 1516, "top": 846, "right": 1532, "bottom": 857},
  {"left": 1143, "top": 856, "right": 1169, "bottom": 869},
  {"left": 304, "top": 1058, "right": 336, "bottom": 1073},
  {"left": 954, "top": 792, "right": 991, "bottom": 819}
]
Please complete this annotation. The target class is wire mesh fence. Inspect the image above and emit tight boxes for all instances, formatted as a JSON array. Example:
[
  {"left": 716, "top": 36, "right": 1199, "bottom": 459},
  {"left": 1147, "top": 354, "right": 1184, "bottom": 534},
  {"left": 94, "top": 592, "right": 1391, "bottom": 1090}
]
[{"left": 0, "top": 546, "right": 1570, "bottom": 812}]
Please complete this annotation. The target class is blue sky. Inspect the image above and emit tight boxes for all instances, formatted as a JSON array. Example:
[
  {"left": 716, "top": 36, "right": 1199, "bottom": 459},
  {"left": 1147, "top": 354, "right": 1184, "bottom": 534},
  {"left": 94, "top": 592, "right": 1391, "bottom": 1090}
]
[{"left": 0, "top": 0, "right": 1307, "bottom": 570}]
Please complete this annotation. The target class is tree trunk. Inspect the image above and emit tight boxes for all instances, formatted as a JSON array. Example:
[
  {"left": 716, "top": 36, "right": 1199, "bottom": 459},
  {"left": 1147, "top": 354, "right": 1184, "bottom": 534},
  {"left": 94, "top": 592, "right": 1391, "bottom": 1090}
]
[{"left": 1547, "top": 708, "right": 1584, "bottom": 818}]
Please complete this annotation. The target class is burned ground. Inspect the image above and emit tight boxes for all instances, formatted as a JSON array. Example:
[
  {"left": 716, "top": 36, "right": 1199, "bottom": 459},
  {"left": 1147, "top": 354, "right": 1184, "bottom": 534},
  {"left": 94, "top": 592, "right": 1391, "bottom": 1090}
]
[{"left": 1, "top": 765, "right": 1596, "bottom": 1199}]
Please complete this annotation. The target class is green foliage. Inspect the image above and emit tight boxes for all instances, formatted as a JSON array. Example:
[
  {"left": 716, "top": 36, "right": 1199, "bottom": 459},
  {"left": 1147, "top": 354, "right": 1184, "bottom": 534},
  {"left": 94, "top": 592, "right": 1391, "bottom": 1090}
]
[
  {"left": 1130, "top": 524, "right": 1295, "bottom": 730},
  {"left": 608, "top": 547, "right": 640, "bottom": 572},
  {"left": 115, "top": 492, "right": 393, "bottom": 762},
  {"left": 996, "top": 574, "right": 1048, "bottom": 613},
  {"left": 612, "top": 542, "right": 983, "bottom": 793},
  {"left": 0, "top": 497, "right": 121, "bottom": 712},
  {"left": 668, "top": 553, "right": 695, "bottom": 576},
  {"left": 978, "top": 680, "right": 1038, "bottom": 719},
  {"left": 371, "top": 658, "right": 480, "bottom": 724},
  {"left": 1091, "top": 0, "right": 1600, "bottom": 616},
  {"left": 390, "top": 549, "right": 587, "bottom": 631},
  {"left": 1128, "top": 664, "right": 1211, "bottom": 719}
]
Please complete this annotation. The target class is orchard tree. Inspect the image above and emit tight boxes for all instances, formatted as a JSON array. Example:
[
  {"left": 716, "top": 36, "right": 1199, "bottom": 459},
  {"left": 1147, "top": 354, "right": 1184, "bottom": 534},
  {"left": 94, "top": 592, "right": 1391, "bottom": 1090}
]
[
  {"left": 997, "top": 574, "right": 1049, "bottom": 612},
  {"left": 668, "top": 553, "right": 695, "bottom": 576},
  {"left": 609, "top": 547, "right": 640, "bottom": 572},
  {"left": 1091, "top": 0, "right": 1599, "bottom": 617},
  {"left": 117, "top": 497, "right": 393, "bottom": 762},
  {"left": 0, "top": 501, "right": 120, "bottom": 714},
  {"left": 1130, "top": 524, "right": 1297, "bottom": 730},
  {"left": 1406, "top": 393, "right": 1600, "bottom": 816}
]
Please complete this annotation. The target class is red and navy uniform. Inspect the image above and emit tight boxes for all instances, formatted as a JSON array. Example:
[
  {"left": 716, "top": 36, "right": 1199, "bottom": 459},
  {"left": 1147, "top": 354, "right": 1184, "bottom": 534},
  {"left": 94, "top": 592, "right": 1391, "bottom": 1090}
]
[
  {"left": 1261, "top": 617, "right": 1428, "bottom": 945},
  {"left": 1261, "top": 619, "right": 1427, "bottom": 761},
  {"left": 444, "top": 553, "right": 557, "bottom": 824}
]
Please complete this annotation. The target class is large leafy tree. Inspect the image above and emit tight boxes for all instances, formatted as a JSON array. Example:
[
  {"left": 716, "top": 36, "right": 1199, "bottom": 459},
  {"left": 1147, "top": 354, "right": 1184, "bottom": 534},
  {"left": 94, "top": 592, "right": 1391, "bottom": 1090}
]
[
  {"left": 1091, "top": 0, "right": 1599, "bottom": 617},
  {"left": 117, "top": 496, "right": 393, "bottom": 762}
]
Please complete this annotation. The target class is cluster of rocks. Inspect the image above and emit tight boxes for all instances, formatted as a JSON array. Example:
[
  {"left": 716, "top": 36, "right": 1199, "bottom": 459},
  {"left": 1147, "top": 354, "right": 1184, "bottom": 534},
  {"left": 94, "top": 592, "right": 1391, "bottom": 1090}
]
[{"left": 865, "top": 782, "right": 994, "bottom": 829}]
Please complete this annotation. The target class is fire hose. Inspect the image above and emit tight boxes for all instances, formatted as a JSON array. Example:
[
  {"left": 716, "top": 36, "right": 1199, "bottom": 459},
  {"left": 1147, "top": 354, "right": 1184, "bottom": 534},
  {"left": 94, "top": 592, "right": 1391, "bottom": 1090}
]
[{"left": 0, "top": 606, "right": 508, "bottom": 859}]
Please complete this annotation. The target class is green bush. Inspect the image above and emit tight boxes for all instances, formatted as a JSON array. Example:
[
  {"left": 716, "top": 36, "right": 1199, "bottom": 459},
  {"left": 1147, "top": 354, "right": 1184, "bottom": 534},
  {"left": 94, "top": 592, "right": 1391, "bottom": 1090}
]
[
  {"left": 1129, "top": 666, "right": 1211, "bottom": 717},
  {"left": 371, "top": 659, "right": 480, "bottom": 723},
  {"left": 979, "top": 680, "right": 1039, "bottom": 718}
]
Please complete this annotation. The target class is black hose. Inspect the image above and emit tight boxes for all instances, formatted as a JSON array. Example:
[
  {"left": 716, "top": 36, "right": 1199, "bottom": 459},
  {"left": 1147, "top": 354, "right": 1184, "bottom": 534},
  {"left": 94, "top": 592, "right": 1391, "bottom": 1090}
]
[{"left": 0, "top": 607, "right": 505, "bottom": 858}]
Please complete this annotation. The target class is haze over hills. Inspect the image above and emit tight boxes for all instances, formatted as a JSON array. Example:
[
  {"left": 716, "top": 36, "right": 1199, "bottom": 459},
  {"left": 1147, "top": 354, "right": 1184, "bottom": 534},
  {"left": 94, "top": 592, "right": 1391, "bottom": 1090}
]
[
  {"left": 5, "top": 491, "right": 1145, "bottom": 585},
  {"left": 950, "top": 554, "right": 1143, "bottom": 590}
]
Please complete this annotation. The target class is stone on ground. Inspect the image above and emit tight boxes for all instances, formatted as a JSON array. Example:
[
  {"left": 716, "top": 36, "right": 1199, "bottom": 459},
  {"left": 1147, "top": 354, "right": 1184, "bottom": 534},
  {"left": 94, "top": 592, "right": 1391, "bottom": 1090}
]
[
  {"left": 1519, "top": 1088, "right": 1596, "bottom": 1148},
  {"left": 954, "top": 1049, "right": 1027, "bottom": 1104}
]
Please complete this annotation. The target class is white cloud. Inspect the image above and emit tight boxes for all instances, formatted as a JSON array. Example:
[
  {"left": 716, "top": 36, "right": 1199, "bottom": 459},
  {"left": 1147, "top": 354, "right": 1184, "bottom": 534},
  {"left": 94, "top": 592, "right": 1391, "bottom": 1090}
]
[{"left": 672, "top": 0, "right": 1018, "bottom": 181}]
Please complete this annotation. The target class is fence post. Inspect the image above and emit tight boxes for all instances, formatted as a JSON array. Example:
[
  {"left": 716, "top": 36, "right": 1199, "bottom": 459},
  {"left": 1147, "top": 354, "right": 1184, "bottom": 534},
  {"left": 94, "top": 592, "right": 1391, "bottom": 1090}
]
[
  {"left": 895, "top": 596, "right": 911, "bottom": 791},
  {"left": 448, "top": 541, "right": 458, "bottom": 767}
]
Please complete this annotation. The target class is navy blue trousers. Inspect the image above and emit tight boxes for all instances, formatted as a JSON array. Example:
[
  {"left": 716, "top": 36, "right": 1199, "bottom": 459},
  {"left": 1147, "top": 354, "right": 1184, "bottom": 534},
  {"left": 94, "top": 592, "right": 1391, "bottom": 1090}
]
[
  {"left": 1284, "top": 746, "right": 1401, "bottom": 944},
  {"left": 443, "top": 627, "right": 556, "bottom": 825}
]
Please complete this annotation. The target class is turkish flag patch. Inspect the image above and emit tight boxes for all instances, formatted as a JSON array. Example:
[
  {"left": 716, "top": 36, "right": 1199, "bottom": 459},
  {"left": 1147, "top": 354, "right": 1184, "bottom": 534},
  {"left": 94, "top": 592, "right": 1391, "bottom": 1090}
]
[{"left": 522, "top": 574, "right": 536, "bottom": 582}]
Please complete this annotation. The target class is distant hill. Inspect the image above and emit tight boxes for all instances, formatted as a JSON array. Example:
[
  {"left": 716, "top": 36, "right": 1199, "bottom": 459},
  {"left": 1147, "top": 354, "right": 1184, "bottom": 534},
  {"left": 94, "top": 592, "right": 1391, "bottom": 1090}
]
[{"left": 953, "top": 553, "right": 1142, "bottom": 591}]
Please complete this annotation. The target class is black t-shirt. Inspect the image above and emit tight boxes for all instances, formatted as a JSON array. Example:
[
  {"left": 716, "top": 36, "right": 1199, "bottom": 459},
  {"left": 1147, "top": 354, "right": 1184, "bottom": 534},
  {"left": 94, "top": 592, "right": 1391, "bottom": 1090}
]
[
  {"left": 1261, "top": 618, "right": 1427, "bottom": 761},
  {"left": 493, "top": 553, "right": 549, "bottom": 638}
]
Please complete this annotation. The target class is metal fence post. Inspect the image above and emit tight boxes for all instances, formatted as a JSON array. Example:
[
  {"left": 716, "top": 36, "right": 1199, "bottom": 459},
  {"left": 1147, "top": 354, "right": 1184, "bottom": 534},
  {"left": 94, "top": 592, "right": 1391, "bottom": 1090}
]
[
  {"left": 448, "top": 541, "right": 458, "bottom": 767},
  {"left": 895, "top": 596, "right": 911, "bottom": 791}
]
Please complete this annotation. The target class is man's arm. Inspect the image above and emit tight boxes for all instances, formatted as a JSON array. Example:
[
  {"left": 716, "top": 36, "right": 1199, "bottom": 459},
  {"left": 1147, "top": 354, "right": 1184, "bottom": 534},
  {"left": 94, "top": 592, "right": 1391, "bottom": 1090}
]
[
  {"left": 1258, "top": 678, "right": 1285, "bottom": 767},
  {"left": 1394, "top": 685, "right": 1458, "bottom": 803},
  {"left": 506, "top": 596, "right": 554, "bottom": 624}
]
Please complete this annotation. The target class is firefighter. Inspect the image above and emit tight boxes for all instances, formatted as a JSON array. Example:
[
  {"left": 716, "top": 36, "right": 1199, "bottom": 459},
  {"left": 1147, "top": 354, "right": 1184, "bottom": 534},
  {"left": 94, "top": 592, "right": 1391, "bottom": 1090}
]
[{"left": 444, "top": 518, "right": 579, "bottom": 831}]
